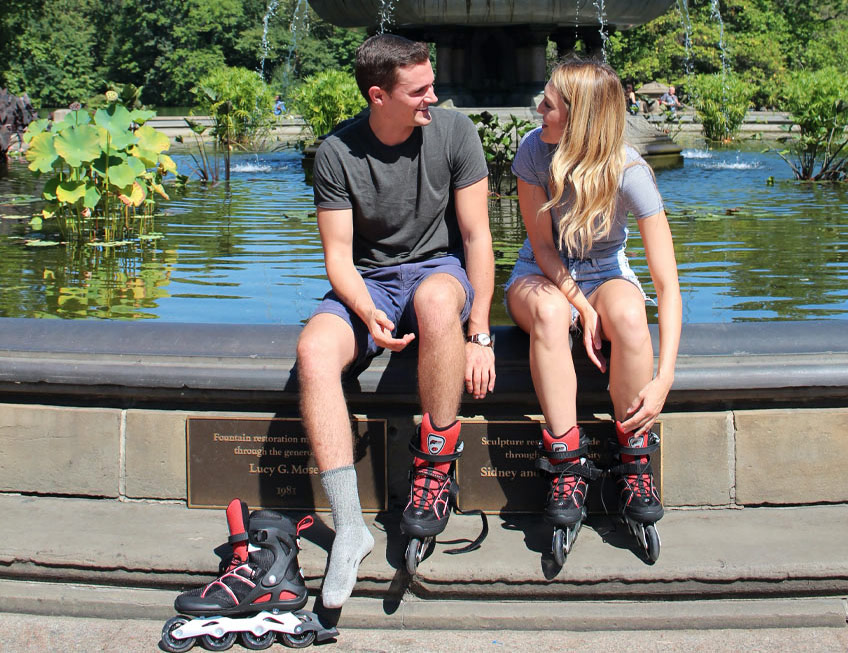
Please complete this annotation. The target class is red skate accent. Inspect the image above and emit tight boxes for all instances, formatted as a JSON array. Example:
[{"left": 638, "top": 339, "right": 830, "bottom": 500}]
[
  {"left": 414, "top": 413, "right": 460, "bottom": 475},
  {"left": 253, "top": 593, "right": 272, "bottom": 603},
  {"left": 615, "top": 421, "right": 658, "bottom": 503},
  {"left": 543, "top": 426, "right": 585, "bottom": 505},
  {"left": 296, "top": 515, "right": 314, "bottom": 534},
  {"left": 278, "top": 590, "right": 299, "bottom": 601},
  {"left": 225, "top": 498, "right": 249, "bottom": 564}
]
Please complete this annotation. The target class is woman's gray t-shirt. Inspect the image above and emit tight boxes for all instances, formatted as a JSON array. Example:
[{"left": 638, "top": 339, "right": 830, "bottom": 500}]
[
  {"left": 313, "top": 107, "right": 488, "bottom": 270},
  {"left": 510, "top": 127, "right": 664, "bottom": 260}
]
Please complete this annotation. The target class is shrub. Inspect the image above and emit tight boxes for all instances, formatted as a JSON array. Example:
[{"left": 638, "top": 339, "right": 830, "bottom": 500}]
[
  {"left": 469, "top": 112, "right": 535, "bottom": 195},
  {"left": 290, "top": 70, "right": 366, "bottom": 140},
  {"left": 776, "top": 67, "right": 848, "bottom": 181},
  {"left": 193, "top": 66, "right": 276, "bottom": 148},
  {"left": 690, "top": 73, "right": 753, "bottom": 141}
]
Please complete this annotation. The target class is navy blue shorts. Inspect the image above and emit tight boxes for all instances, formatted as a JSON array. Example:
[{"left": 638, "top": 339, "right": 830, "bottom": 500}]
[{"left": 311, "top": 254, "right": 474, "bottom": 372}]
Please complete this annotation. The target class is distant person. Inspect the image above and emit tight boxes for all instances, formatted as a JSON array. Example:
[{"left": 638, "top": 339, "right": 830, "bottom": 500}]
[
  {"left": 625, "top": 83, "right": 639, "bottom": 115},
  {"left": 273, "top": 95, "right": 285, "bottom": 115},
  {"left": 659, "top": 85, "right": 682, "bottom": 114}
]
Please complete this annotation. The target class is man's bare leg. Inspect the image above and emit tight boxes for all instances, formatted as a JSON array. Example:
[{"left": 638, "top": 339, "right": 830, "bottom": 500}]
[
  {"left": 414, "top": 274, "right": 467, "bottom": 423},
  {"left": 297, "top": 313, "right": 374, "bottom": 608}
]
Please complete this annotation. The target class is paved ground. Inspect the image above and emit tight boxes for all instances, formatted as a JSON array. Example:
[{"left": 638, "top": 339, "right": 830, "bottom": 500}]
[{"left": 0, "top": 611, "right": 846, "bottom": 653}]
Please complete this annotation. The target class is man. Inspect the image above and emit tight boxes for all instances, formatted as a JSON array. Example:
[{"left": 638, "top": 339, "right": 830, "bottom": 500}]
[
  {"left": 659, "top": 85, "right": 682, "bottom": 114},
  {"left": 296, "top": 34, "right": 496, "bottom": 609}
]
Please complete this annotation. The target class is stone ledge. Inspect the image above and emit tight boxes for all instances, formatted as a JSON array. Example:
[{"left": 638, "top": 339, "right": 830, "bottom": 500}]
[{"left": 0, "top": 319, "right": 846, "bottom": 410}]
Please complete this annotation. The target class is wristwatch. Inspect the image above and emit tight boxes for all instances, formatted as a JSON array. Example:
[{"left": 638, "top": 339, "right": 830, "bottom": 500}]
[{"left": 466, "top": 333, "right": 494, "bottom": 348}]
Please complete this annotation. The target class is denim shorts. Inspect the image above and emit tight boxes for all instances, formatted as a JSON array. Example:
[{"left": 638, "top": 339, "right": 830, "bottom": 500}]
[
  {"left": 504, "top": 248, "right": 650, "bottom": 327},
  {"left": 311, "top": 254, "right": 474, "bottom": 372}
]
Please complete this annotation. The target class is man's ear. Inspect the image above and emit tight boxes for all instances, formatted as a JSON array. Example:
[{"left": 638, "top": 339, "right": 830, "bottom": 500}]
[{"left": 368, "top": 85, "right": 386, "bottom": 106}]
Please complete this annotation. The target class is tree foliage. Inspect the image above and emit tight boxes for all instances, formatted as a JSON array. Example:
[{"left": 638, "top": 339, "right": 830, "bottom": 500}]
[{"left": 0, "top": 0, "right": 363, "bottom": 108}]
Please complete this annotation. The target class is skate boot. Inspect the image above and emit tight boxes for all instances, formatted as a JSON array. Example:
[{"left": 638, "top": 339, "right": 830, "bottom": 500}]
[
  {"left": 609, "top": 421, "right": 664, "bottom": 562},
  {"left": 535, "top": 425, "right": 600, "bottom": 565},
  {"left": 160, "top": 498, "right": 338, "bottom": 652},
  {"left": 400, "top": 414, "right": 488, "bottom": 574}
]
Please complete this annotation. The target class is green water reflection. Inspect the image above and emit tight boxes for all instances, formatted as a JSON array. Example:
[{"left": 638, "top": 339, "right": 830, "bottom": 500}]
[{"left": 0, "top": 146, "right": 846, "bottom": 323}]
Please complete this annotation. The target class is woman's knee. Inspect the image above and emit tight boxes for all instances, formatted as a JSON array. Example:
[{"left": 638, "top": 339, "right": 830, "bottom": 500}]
[{"left": 603, "top": 302, "right": 650, "bottom": 350}]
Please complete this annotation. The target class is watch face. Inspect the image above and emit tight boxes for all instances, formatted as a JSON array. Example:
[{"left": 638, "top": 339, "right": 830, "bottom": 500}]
[{"left": 475, "top": 333, "right": 491, "bottom": 346}]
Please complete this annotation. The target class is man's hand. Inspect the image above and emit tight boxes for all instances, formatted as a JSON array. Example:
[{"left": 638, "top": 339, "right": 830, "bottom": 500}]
[
  {"left": 367, "top": 309, "right": 414, "bottom": 352},
  {"left": 464, "top": 342, "right": 496, "bottom": 399}
]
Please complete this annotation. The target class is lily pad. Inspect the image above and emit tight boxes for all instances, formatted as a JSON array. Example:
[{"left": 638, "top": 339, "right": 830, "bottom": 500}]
[{"left": 25, "top": 239, "right": 62, "bottom": 247}]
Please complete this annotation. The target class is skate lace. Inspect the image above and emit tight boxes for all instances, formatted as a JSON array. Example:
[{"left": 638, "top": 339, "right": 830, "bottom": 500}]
[{"left": 410, "top": 466, "right": 450, "bottom": 509}]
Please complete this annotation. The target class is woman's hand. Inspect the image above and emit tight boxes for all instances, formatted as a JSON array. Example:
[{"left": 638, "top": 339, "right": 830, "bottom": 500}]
[
  {"left": 579, "top": 307, "right": 607, "bottom": 373},
  {"left": 619, "top": 375, "right": 672, "bottom": 435}
]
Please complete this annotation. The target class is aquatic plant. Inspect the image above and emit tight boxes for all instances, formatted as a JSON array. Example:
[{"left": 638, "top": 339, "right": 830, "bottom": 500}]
[
  {"left": 289, "top": 69, "right": 366, "bottom": 140},
  {"left": 776, "top": 67, "right": 848, "bottom": 181},
  {"left": 469, "top": 112, "right": 535, "bottom": 196},
  {"left": 690, "top": 73, "right": 753, "bottom": 141},
  {"left": 23, "top": 94, "right": 176, "bottom": 245}
]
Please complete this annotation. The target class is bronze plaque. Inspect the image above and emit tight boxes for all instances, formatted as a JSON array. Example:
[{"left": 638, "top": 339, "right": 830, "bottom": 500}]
[
  {"left": 187, "top": 417, "right": 386, "bottom": 511},
  {"left": 457, "top": 419, "right": 662, "bottom": 514}
]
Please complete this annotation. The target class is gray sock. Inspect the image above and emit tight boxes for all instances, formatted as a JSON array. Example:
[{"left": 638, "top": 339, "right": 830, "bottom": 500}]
[{"left": 320, "top": 465, "right": 374, "bottom": 608}]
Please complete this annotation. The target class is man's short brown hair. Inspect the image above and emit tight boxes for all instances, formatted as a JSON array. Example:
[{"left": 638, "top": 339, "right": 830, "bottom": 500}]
[{"left": 355, "top": 34, "right": 430, "bottom": 101}]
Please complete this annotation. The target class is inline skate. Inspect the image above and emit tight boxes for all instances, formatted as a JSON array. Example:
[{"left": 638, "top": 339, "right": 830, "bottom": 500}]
[
  {"left": 609, "top": 421, "right": 664, "bottom": 562},
  {"left": 536, "top": 425, "right": 600, "bottom": 565},
  {"left": 400, "top": 414, "right": 487, "bottom": 574},
  {"left": 160, "top": 498, "right": 338, "bottom": 652}
]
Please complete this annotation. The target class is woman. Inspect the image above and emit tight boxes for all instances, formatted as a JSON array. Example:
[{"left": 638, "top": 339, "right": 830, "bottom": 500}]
[
  {"left": 625, "top": 83, "right": 639, "bottom": 114},
  {"left": 505, "top": 60, "right": 681, "bottom": 560}
]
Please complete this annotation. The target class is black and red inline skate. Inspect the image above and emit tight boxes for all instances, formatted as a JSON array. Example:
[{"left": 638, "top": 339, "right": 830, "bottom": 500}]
[
  {"left": 400, "top": 415, "right": 487, "bottom": 574},
  {"left": 609, "top": 422, "right": 664, "bottom": 562},
  {"left": 160, "top": 499, "right": 337, "bottom": 651},
  {"left": 536, "top": 425, "right": 600, "bottom": 565}
]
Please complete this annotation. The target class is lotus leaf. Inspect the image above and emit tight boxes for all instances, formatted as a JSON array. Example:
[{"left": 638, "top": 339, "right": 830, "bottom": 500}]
[
  {"left": 84, "top": 182, "right": 102, "bottom": 209},
  {"left": 95, "top": 105, "right": 138, "bottom": 150},
  {"left": 54, "top": 124, "right": 102, "bottom": 167},
  {"left": 92, "top": 152, "right": 125, "bottom": 178},
  {"left": 25, "top": 132, "right": 58, "bottom": 173},
  {"left": 150, "top": 182, "right": 170, "bottom": 200},
  {"left": 108, "top": 161, "right": 140, "bottom": 188},
  {"left": 23, "top": 118, "right": 50, "bottom": 143},
  {"left": 57, "top": 110, "right": 91, "bottom": 131},
  {"left": 42, "top": 177, "right": 60, "bottom": 201},
  {"left": 158, "top": 154, "right": 177, "bottom": 175},
  {"left": 56, "top": 180, "right": 87, "bottom": 204},
  {"left": 118, "top": 181, "right": 146, "bottom": 207},
  {"left": 129, "top": 109, "right": 156, "bottom": 126},
  {"left": 135, "top": 124, "right": 170, "bottom": 154},
  {"left": 130, "top": 146, "right": 159, "bottom": 168}
]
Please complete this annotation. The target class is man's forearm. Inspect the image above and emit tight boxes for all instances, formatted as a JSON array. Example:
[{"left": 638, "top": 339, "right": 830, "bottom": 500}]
[{"left": 463, "top": 235, "right": 495, "bottom": 334}]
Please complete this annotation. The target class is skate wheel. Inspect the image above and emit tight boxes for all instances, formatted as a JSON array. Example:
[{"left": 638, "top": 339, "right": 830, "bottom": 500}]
[
  {"left": 405, "top": 537, "right": 423, "bottom": 575},
  {"left": 200, "top": 631, "right": 237, "bottom": 651},
  {"left": 240, "top": 630, "right": 277, "bottom": 650},
  {"left": 161, "top": 616, "right": 196, "bottom": 653},
  {"left": 552, "top": 529, "right": 566, "bottom": 566},
  {"left": 645, "top": 524, "right": 661, "bottom": 563},
  {"left": 281, "top": 630, "right": 316, "bottom": 648}
]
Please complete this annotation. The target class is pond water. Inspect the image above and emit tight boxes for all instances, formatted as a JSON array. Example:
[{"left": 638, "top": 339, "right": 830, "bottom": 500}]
[{"left": 0, "top": 144, "right": 846, "bottom": 324}]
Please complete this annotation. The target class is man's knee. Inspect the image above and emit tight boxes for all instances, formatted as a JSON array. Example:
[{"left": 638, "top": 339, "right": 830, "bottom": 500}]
[
  {"left": 297, "top": 316, "right": 355, "bottom": 380},
  {"left": 413, "top": 274, "right": 465, "bottom": 324}
]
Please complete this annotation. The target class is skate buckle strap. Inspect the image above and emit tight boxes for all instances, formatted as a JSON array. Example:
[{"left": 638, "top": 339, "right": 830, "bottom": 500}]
[
  {"left": 608, "top": 459, "right": 654, "bottom": 478},
  {"left": 408, "top": 438, "right": 464, "bottom": 464},
  {"left": 537, "top": 441, "right": 591, "bottom": 460},
  {"left": 228, "top": 532, "right": 249, "bottom": 545},
  {"left": 617, "top": 432, "right": 661, "bottom": 458},
  {"left": 443, "top": 507, "right": 489, "bottom": 556},
  {"left": 536, "top": 456, "right": 601, "bottom": 481}
]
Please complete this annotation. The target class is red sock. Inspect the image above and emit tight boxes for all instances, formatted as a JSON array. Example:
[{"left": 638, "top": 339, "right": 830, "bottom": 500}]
[
  {"left": 542, "top": 425, "right": 581, "bottom": 464},
  {"left": 615, "top": 421, "right": 648, "bottom": 464},
  {"left": 414, "top": 413, "right": 461, "bottom": 475}
]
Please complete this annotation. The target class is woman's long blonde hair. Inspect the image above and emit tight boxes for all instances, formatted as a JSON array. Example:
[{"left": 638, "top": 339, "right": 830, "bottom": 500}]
[{"left": 541, "top": 60, "right": 627, "bottom": 258}]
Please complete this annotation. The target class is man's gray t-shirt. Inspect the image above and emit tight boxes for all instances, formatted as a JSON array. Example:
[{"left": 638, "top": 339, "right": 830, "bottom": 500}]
[
  {"left": 511, "top": 127, "right": 664, "bottom": 260},
  {"left": 313, "top": 107, "right": 488, "bottom": 270}
]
